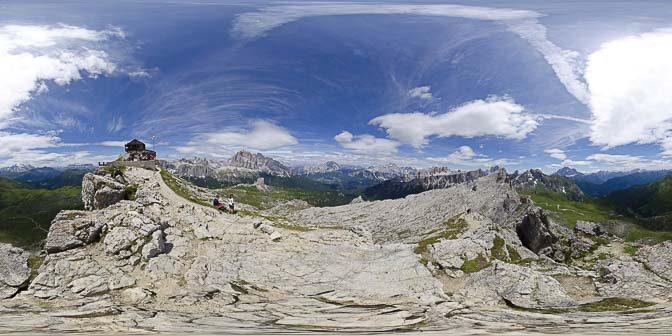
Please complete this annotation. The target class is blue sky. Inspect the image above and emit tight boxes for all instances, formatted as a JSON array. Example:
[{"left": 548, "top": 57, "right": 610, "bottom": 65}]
[{"left": 2, "top": 0, "right": 672, "bottom": 172}]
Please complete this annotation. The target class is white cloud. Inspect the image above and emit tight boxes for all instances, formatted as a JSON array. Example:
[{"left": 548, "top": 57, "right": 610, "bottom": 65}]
[
  {"left": 506, "top": 20, "right": 588, "bottom": 104},
  {"left": 427, "top": 145, "right": 518, "bottom": 167},
  {"left": 560, "top": 159, "right": 592, "bottom": 166},
  {"left": 107, "top": 116, "right": 125, "bottom": 133},
  {"left": 0, "top": 24, "right": 123, "bottom": 126},
  {"left": 97, "top": 140, "right": 128, "bottom": 147},
  {"left": 662, "top": 137, "right": 672, "bottom": 157},
  {"left": 586, "top": 29, "right": 672, "bottom": 151},
  {"left": 586, "top": 153, "right": 641, "bottom": 165},
  {"left": 0, "top": 131, "right": 111, "bottom": 166},
  {"left": 584, "top": 153, "right": 672, "bottom": 171},
  {"left": 370, "top": 96, "right": 538, "bottom": 148},
  {"left": 232, "top": 4, "right": 588, "bottom": 103},
  {"left": 408, "top": 86, "right": 433, "bottom": 100},
  {"left": 544, "top": 148, "right": 567, "bottom": 161},
  {"left": 0, "top": 132, "right": 61, "bottom": 157},
  {"left": 334, "top": 130, "right": 400, "bottom": 154},
  {"left": 198, "top": 120, "right": 298, "bottom": 151}
]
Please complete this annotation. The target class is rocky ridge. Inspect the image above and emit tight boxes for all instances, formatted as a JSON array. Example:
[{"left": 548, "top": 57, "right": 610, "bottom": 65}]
[{"left": 1, "top": 167, "right": 671, "bottom": 334}]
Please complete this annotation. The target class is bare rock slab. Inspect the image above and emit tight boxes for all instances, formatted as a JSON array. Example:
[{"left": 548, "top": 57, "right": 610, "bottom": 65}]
[{"left": 0, "top": 244, "right": 30, "bottom": 299}]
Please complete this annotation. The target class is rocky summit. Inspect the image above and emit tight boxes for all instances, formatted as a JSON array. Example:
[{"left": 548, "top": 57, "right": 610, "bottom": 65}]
[{"left": 1, "top": 167, "right": 672, "bottom": 335}]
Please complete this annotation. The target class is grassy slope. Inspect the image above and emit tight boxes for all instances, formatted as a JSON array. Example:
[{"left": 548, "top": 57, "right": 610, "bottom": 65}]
[
  {"left": 0, "top": 177, "right": 82, "bottom": 248},
  {"left": 523, "top": 187, "right": 672, "bottom": 243},
  {"left": 609, "top": 176, "right": 672, "bottom": 218}
]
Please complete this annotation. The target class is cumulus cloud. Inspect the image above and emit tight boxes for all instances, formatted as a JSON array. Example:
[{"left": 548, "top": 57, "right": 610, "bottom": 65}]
[
  {"left": 334, "top": 131, "right": 400, "bottom": 154},
  {"left": 198, "top": 120, "right": 298, "bottom": 151},
  {"left": 586, "top": 29, "right": 672, "bottom": 151},
  {"left": 370, "top": 96, "right": 538, "bottom": 148},
  {"left": 232, "top": 4, "right": 588, "bottom": 104},
  {"left": 408, "top": 86, "right": 433, "bottom": 100},
  {"left": 0, "top": 24, "right": 124, "bottom": 126},
  {"left": 544, "top": 148, "right": 567, "bottom": 161},
  {"left": 427, "top": 145, "right": 518, "bottom": 167}
]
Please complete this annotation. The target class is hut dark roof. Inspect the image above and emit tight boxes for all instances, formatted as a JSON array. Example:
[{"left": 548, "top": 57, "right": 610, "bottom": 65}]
[{"left": 125, "top": 139, "right": 146, "bottom": 152}]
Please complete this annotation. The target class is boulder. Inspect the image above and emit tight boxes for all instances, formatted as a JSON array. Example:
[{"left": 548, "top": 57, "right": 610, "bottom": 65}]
[
  {"left": 45, "top": 211, "right": 105, "bottom": 253},
  {"left": 429, "top": 237, "right": 492, "bottom": 270},
  {"left": 121, "top": 287, "right": 154, "bottom": 304},
  {"left": 0, "top": 244, "right": 31, "bottom": 299},
  {"left": 516, "top": 210, "right": 557, "bottom": 254},
  {"left": 82, "top": 173, "right": 127, "bottom": 211},
  {"left": 574, "top": 221, "right": 604, "bottom": 236},
  {"left": 459, "top": 261, "right": 576, "bottom": 309},
  {"left": 269, "top": 231, "right": 283, "bottom": 242},
  {"left": 104, "top": 227, "right": 140, "bottom": 255},
  {"left": 141, "top": 230, "right": 166, "bottom": 260}
]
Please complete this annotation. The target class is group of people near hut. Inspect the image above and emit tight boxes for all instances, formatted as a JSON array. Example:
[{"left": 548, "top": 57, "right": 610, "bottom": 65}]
[{"left": 213, "top": 194, "right": 236, "bottom": 214}]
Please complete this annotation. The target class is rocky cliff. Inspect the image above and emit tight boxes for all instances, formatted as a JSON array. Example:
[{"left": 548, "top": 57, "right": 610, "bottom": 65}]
[
  {"left": 362, "top": 168, "right": 488, "bottom": 200},
  {"left": 1, "top": 167, "right": 672, "bottom": 334},
  {"left": 228, "top": 150, "right": 291, "bottom": 176}
]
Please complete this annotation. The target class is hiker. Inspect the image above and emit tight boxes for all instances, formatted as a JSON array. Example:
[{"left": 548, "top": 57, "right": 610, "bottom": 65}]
[
  {"left": 213, "top": 195, "right": 226, "bottom": 212},
  {"left": 227, "top": 194, "right": 235, "bottom": 214}
]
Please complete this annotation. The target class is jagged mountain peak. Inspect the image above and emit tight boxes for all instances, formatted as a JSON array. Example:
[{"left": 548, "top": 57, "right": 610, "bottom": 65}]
[
  {"left": 228, "top": 150, "right": 290, "bottom": 176},
  {"left": 554, "top": 167, "right": 583, "bottom": 178},
  {"left": 0, "top": 163, "right": 36, "bottom": 173}
]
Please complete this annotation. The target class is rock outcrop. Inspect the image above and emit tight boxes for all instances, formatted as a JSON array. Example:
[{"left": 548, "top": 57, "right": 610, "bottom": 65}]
[
  {"left": 45, "top": 211, "right": 105, "bottom": 253},
  {"left": 516, "top": 209, "right": 557, "bottom": 254},
  {"left": 636, "top": 241, "right": 672, "bottom": 282},
  {"left": 228, "top": 150, "right": 291, "bottom": 177},
  {"left": 575, "top": 220, "right": 605, "bottom": 236},
  {"left": 81, "top": 173, "right": 127, "bottom": 210},
  {"left": 0, "top": 243, "right": 30, "bottom": 299},
  {"left": 362, "top": 168, "right": 488, "bottom": 200},
  {"left": 459, "top": 261, "right": 576, "bottom": 309}
]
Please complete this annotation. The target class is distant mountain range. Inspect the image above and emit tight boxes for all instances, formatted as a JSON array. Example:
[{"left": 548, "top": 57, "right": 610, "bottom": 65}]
[
  {"left": 512, "top": 168, "right": 585, "bottom": 201},
  {"left": 0, "top": 164, "right": 94, "bottom": 189},
  {"left": 163, "top": 151, "right": 423, "bottom": 192},
  {"left": 553, "top": 167, "right": 671, "bottom": 197},
  {"left": 609, "top": 175, "right": 672, "bottom": 219}
]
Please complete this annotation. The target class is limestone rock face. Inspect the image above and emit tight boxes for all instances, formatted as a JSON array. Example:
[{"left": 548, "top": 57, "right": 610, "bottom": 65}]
[
  {"left": 82, "top": 173, "right": 127, "bottom": 210},
  {"left": 516, "top": 209, "right": 557, "bottom": 254},
  {"left": 287, "top": 173, "right": 521, "bottom": 243},
  {"left": 637, "top": 241, "right": 672, "bottom": 281},
  {"left": 45, "top": 211, "right": 105, "bottom": 253},
  {"left": 596, "top": 259, "right": 672, "bottom": 301},
  {"left": 459, "top": 261, "right": 576, "bottom": 309},
  {"left": 0, "top": 244, "right": 30, "bottom": 299},
  {"left": 228, "top": 150, "right": 291, "bottom": 176}
]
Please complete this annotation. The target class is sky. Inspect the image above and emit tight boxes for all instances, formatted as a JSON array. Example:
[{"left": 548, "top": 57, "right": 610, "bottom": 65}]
[{"left": 2, "top": 0, "right": 672, "bottom": 172}]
